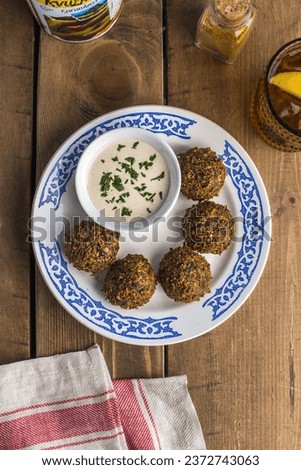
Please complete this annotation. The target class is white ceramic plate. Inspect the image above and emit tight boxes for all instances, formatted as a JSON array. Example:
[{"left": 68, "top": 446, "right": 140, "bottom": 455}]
[{"left": 32, "top": 105, "right": 271, "bottom": 346}]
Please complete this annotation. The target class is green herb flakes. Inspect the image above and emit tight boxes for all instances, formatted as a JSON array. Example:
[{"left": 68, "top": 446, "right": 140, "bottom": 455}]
[
  {"left": 125, "top": 156, "right": 135, "bottom": 166},
  {"left": 117, "top": 144, "right": 126, "bottom": 151},
  {"left": 116, "top": 192, "right": 130, "bottom": 204},
  {"left": 94, "top": 140, "right": 167, "bottom": 218},
  {"left": 100, "top": 172, "right": 113, "bottom": 192},
  {"left": 120, "top": 162, "right": 138, "bottom": 180},
  {"left": 146, "top": 192, "right": 156, "bottom": 203},
  {"left": 112, "top": 175, "right": 124, "bottom": 192},
  {"left": 121, "top": 207, "right": 132, "bottom": 217},
  {"left": 134, "top": 183, "right": 147, "bottom": 193},
  {"left": 151, "top": 171, "right": 165, "bottom": 182},
  {"left": 139, "top": 161, "right": 153, "bottom": 170}
]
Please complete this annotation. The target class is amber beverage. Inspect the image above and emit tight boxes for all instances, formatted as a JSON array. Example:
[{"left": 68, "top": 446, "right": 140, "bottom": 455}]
[{"left": 250, "top": 38, "right": 301, "bottom": 152}]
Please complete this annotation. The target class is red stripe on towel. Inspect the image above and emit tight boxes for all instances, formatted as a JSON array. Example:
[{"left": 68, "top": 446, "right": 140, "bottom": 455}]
[
  {"left": 114, "top": 380, "right": 155, "bottom": 450},
  {"left": 0, "top": 390, "right": 115, "bottom": 419},
  {"left": 0, "top": 397, "right": 120, "bottom": 450},
  {"left": 44, "top": 431, "right": 125, "bottom": 450},
  {"left": 137, "top": 379, "right": 162, "bottom": 450}
]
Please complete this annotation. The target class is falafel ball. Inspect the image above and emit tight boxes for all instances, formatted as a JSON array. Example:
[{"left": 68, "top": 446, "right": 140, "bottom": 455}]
[
  {"left": 103, "top": 254, "right": 157, "bottom": 309},
  {"left": 183, "top": 200, "right": 235, "bottom": 255},
  {"left": 65, "top": 220, "right": 119, "bottom": 274},
  {"left": 179, "top": 147, "right": 226, "bottom": 200},
  {"left": 158, "top": 246, "right": 212, "bottom": 303}
]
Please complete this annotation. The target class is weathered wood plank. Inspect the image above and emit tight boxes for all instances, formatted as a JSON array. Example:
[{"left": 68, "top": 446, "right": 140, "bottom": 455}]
[
  {"left": 0, "top": 1, "right": 34, "bottom": 364},
  {"left": 35, "top": 0, "right": 164, "bottom": 378},
  {"left": 167, "top": 0, "right": 301, "bottom": 449}
]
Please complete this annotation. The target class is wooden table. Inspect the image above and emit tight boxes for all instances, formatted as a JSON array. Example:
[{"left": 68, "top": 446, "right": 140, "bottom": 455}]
[{"left": 1, "top": 0, "right": 300, "bottom": 450}]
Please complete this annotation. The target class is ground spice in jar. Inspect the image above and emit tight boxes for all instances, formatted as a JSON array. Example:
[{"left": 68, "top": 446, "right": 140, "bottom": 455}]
[{"left": 195, "top": 0, "right": 257, "bottom": 64}]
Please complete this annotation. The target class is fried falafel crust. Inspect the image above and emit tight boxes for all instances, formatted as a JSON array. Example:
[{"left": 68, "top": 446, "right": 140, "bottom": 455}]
[
  {"left": 103, "top": 254, "right": 157, "bottom": 309},
  {"left": 65, "top": 220, "right": 120, "bottom": 274},
  {"left": 158, "top": 246, "right": 212, "bottom": 303},
  {"left": 183, "top": 200, "right": 235, "bottom": 255},
  {"left": 179, "top": 147, "right": 226, "bottom": 201}
]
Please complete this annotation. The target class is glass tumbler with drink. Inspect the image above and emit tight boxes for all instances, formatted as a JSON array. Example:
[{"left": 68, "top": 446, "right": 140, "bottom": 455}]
[{"left": 250, "top": 38, "right": 301, "bottom": 152}]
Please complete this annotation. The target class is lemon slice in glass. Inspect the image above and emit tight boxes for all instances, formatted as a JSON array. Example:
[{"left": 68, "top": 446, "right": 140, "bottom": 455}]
[{"left": 270, "top": 72, "right": 301, "bottom": 99}]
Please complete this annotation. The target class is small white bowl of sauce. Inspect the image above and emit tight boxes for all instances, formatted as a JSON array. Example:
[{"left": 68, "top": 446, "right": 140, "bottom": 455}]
[{"left": 75, "top": 128, "right": 181, "bottom": 232}]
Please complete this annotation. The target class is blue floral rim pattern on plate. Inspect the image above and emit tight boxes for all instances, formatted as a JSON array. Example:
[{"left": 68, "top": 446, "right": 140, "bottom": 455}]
[
  {"left": 203, "top": 141, "right": 264, "bottom": 320},
  {"left": 39, "top": 241, "right": 181, "bottom": 340},
  {"left": 33, "top": 107, "right": 270, "bottom": 344}
]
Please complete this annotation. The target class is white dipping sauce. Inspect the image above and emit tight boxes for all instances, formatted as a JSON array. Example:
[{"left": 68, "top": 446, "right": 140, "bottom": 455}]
[{"left": 87, "top": 139, "right": 169, "bottom": 221}]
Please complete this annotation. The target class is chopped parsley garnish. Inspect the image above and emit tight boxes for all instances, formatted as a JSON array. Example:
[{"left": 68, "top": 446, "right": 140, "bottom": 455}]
[
  {"left": 121, "top": 207, "right": 132, "bottom": 217},
  {"left": 137, "top": 190, "right": 156, "bottom": 203},
  {"left": 120, "top": 162, "right": 138, "bottom": 180},
  {"left": 112, "top": 175, "right": 124, "bottom": 192},
  {"left": 117, "top": 144, "right": 126, "bottom": 151},
  {"left": 125, "top": 156, "right": 135, "bottom": 165},
  {"left": 139, "top": 161, "right": 153, "bottom": 170},
  {"left": 145, "top": 192, "right": 156, "bottom": 203},
  {"left": 96, "top": 142, "right": 166, "bottom": 216},
  {"left": 116, "top": 192, "right": 130, "bottom": 204},
  {"left": 134, "top": 183, "right": 147, "bottom": 193},
  {"left": 151, "top": 171, "right": 165, "bottom": 182},
  {"left": 100, "top": 172, "right": 113, "bottom": 192}
]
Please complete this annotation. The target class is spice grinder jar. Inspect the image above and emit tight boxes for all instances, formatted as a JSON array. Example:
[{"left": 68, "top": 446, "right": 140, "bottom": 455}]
[{"left": 195, "top": 0, "right": 257, "bottom": 64}]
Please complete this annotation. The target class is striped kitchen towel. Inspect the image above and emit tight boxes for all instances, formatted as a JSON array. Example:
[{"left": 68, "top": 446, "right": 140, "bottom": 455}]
[{"left": 0, "top": 345, "right": 205, "bottom": 450}]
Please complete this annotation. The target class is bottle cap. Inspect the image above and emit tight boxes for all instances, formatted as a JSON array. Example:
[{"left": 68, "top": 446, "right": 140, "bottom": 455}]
[{"left": 214, "top": 0, "right": 251, "bottom": 21}]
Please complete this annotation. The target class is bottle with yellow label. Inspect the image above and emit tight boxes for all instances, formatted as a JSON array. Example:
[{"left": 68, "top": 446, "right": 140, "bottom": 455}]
[{"left": 26, "top": 0, "right": 123, "bottom": 43}]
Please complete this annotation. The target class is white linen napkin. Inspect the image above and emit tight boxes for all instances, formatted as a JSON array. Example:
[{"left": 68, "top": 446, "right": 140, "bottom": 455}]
[{"left": 0, "top": 345, "right": 205, "bottom": 450}]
